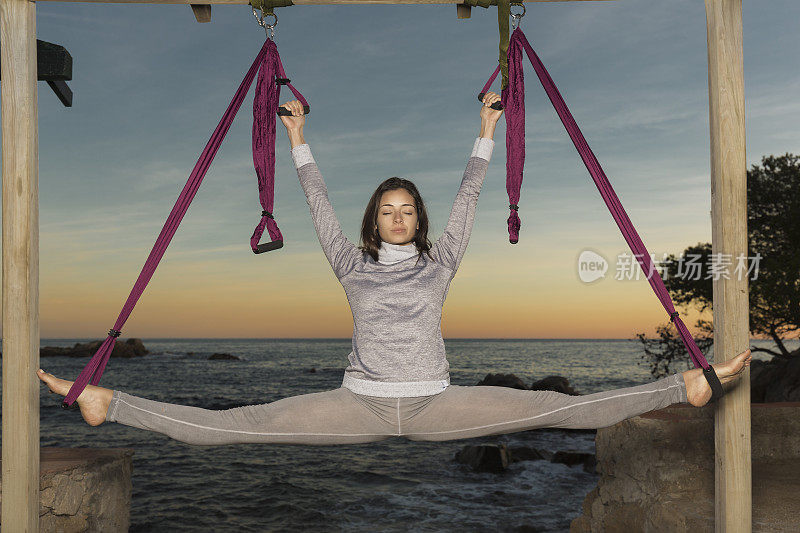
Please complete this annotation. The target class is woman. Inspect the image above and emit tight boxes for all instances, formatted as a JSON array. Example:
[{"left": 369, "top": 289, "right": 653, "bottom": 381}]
[{"left": 38, "top": 92, "right": 751, "bottom": 445}]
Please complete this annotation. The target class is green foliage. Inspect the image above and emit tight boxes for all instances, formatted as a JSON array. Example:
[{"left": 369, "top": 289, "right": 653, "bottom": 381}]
[
  {"left": 636, "top": 320, "right": 714, "bottom": 379},
  {"left": 637, "top": 154, "right": 800, "bottom": 377}
]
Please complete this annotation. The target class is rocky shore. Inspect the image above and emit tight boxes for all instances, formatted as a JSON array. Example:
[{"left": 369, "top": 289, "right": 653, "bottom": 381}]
[
  {"left": 476, "top": 372, "right": 580, "bottom": 395},
  {"left": 454, "top": 443, "right": 596, "bottom": 475},
  {"left": 452, "top": 373, "right": 595, "bottom": 475},
  {"left": 25, "top": 342, "right": 800, "bottom": 401},
  {"left": 468, "top": 363, "right": 800, "bottom": 531},
  {"left": 476, "top": 353, "right": 800, "bottom": 403},
  {"left": 570, "top": 403, "right": 800, "bottom": 531},
  {"left": 37, "top": 338, "right": 149, "bottom": 358},
  {"left": 20, "top": 340, "right": 243, "bottom": 361}
]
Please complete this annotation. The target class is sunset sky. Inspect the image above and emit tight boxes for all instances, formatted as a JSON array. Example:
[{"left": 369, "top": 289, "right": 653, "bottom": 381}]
[{"left": 1, "top": 0, "right": 798, "bottom": 339}]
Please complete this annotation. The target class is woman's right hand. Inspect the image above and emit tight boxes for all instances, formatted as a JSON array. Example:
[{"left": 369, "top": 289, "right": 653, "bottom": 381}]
[{"left": 279, "top": 99, "right": 306, "bottom": 131}]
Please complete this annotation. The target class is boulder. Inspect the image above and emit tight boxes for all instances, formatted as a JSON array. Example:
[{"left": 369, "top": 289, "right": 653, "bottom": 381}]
[
  {"left": 530, "top": 375, "right": 579, "bottom": 395},
  {"left": 117, "top": 338, "right": 148, "bottom": 358},
  {"left": 508, "top": 445, "right": 551, "bottom": 463},
  {"left": 39, "top": 338, "right": 149, "bottom": 358},
  {"left": 208, "top": 353, "right": 240, "bottom": 360},
  {"left": 454, "top": 444, "right": 510, "bottom": 473},
  {"left": 551, "top": 451, "right": 596, "bottom": 474},
  {"left": 476, "top": 373, "right": 529, "bottom": 390},
  {"left": 750, "top": 354, "right": 800, "bottom": 402}
]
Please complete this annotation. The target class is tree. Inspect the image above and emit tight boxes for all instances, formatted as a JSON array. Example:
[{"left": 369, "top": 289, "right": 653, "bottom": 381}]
[{"left": 637, "top": 154, "right": 800, "bottom": 378}]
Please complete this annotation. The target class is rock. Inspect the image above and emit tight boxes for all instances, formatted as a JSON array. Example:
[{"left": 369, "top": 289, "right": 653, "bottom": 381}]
[
  {"left": 530, "top": 375, "right": 579, "bottom": 395},
  {"left": 551, "top": 451, "right": 596, "bottom": 474},
  {"left": 510, "top": 526, "right": 544, "bottom": 533},
  {"left": 476, "top": 373, "right": 529, "bottom": 389},
  {"left": 39, "top": 338, "right": 149, "bottom": 358},
  {"left": 570, "top": 404, "right": 800, "bottom": 532},
  {"left": 52, "top": 474, "right": 84, "bottom": 515},
  {"left": 508, "top": 445, "right": 551, "bottom": 463},
  {"left": 750, "top": 352, "right": 800, "bottom": 402},
  {"left": 582, "top": 455, "right": 597, "bottom": 474},
  {"left": 750, "top": 359, "right": 777, "bottom": 402},
  {"left": 454, "top": 444, "right": 510, "bottom": 473},
  {"left": 28, "top": 448, "right": 134, "bottom": 532},
  {"left": 40, "top": 485, "right": 56, "bottom": 508},
  {"left": 118, "top": 338, "right": 148, "bottom": 358},
  {"left": 208, "top": 353, "right": 239, "bottom": 360}
]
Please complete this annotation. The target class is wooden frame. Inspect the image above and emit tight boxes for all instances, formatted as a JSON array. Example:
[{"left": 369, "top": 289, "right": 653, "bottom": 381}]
[{"left": 0, "top": 1, "right": 751, "bottom": 531}]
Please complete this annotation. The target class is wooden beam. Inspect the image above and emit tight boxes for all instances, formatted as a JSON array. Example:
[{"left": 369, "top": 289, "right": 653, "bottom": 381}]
[
  {"left": 704, "top": 0, "right": 752, "bottom": 531},
  {"left": 34, "top": 0, "right": 612, "bottom": 5},
  {"left": 191, "top": 3, "right": 212, "bottom": 21},
  {"left": 1, "top": 0, "right": 40, "bottom": 532}
]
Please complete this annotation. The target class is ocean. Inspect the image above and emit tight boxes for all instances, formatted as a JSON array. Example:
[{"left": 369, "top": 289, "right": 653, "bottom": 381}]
[{"left": 4, "top": 338, "right": 791, "bottom": 532}]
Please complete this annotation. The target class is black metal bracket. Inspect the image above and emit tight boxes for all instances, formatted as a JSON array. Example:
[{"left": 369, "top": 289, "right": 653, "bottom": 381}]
[{"left": 0, "top": 39, "right": 73, "bottom": 107}]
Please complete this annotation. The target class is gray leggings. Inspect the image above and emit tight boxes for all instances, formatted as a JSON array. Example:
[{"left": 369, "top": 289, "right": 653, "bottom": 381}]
[{"left": 105, "top": 373, "right": 687, "bottom": 446}]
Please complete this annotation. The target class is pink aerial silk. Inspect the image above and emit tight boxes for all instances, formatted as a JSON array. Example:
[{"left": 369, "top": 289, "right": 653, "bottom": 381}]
[
  {"left": 62, "top": 39, "right": 309, "bottom": 407},
  {"left": 479, "top": 28, "right": 710, "bottom": 370}
]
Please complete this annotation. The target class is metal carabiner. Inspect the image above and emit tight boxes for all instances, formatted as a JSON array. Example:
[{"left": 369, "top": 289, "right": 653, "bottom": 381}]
[
  {"left": 264, "top": 13, "right": 277, "bottom": 39},
  {"left": 251, "top": 5, "right": 277, "bottom": 39},
  {"left": 510, "top": 2, "right": 525, "bottom": 30},
  {"left": 251, "top": 5, "right": 264, "bottom": 25}
]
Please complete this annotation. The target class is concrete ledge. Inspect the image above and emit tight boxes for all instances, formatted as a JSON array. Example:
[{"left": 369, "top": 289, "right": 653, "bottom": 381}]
[
  {"left": 571, "top": 403, "right": 800, "bottom": 532},
  {"left": 1, "top": 447, "right": 133, "bottom": 532}
]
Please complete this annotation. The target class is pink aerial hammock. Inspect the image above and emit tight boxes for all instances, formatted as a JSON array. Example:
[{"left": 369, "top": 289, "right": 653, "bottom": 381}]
[
  {"left": 477, "top": 26, "right": 724, "bottom": 400},
  {"left": 63, "top": 16, "right": 723, "bottom": 408},
  {"left": 61, "top": 37, "right": 309, "bottom": 407}
]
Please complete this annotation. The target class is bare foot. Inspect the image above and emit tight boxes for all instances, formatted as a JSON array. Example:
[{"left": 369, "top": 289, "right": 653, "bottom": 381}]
[
  {"left": 37, "top": 369, "right": 113, "bottom": 426},
  {"left": 683, "top": 349, "right": 752, "bottom": 407}
]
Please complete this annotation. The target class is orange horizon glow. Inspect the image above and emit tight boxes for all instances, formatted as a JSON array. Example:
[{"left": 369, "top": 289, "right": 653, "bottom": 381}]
[{"left": 23, "top": 247, "right": 720, "bottom": 340}]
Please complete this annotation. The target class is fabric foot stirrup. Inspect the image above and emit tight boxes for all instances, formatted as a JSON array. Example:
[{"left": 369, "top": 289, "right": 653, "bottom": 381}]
[{"left": 702, "top": 366, "right": 725, "bottom": 403}]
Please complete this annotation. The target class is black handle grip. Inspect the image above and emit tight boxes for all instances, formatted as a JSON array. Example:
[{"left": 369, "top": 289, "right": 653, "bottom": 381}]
[
  {"left": 478, "top": 93, "right": 504, "bottom": 111},
  {"left": 277, "top": 105, "right": 310, "bottom": 117},
  {"left": 254, "top": 240, "right": 284, "bottom": 254}
]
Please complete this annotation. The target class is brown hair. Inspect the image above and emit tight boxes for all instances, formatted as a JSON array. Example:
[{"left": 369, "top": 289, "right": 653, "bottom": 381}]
[{"left": 359, "top": 177, "right": 434, "bottom": 264}]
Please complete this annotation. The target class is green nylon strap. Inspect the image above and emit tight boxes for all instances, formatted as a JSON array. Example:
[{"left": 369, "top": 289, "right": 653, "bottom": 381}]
[
  {"left": 249, "top": 0, "right": 294, "bottom": 16},
  {"left": 463, "top": 0, "right": 514, "bottom": 91}
]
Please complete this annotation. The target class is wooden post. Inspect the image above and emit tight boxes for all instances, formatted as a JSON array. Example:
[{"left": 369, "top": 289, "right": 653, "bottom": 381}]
[
  {"left": 1, "top": 0, "right": 40, "bottom": 530},
  {"left": 705, "top": 0, "right": 751, "bottom": 531}
]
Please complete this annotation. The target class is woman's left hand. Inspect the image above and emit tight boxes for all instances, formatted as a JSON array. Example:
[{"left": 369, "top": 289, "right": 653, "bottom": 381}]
[{"left": 480, "top": 91, "right": 504, "bottom": 123}]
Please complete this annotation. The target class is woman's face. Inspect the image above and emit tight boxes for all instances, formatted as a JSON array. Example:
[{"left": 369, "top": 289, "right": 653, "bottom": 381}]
[{"left": 376, "top": 188, "right": 419, "bottom": 246}]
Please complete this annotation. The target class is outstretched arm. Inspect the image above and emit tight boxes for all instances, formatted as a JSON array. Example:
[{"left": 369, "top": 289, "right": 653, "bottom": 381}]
[
  {"left": 429, "top": 136, "right": 494, "bottom": 273},
  {"left": 430, "top": 92, "right": 502, "bottom": 274},
  {"left": 287, "top": 124, "right": 360, "bottom": 280}
]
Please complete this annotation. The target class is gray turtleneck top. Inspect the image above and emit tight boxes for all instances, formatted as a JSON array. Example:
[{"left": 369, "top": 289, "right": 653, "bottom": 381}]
[
  {"left": 291, "top": 138, "right": 494, "bottom": 397},
  {"left": 376, "top": 241, "right": 418, "bottom": 265}
]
